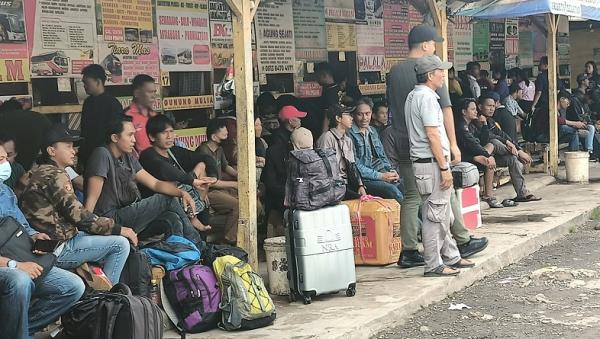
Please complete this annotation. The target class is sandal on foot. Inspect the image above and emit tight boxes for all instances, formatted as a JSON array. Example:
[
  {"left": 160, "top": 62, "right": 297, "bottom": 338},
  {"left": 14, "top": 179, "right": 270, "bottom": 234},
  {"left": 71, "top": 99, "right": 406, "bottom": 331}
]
[
  {"left": 513, "top": 194, "right": 542, "bottom": 202},
  {"left": 450, "top": 259, "right": 475, "bottom": 269},
  {"left": 424, "top": 265, "right": 460, "bottom": 277},
  {"left": 482, "top": 197, "right": 504, "bottom": 208},
  {"left": 501, "top": 199, "right": 518, "bottom": 207}
]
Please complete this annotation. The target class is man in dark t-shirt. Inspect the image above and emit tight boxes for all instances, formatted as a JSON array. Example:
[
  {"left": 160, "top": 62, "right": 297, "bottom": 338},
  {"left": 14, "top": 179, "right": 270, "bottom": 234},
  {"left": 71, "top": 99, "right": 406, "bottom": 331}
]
[
  {"left": 84, "top": 116, "right": 205, "bottom": 245},
  {"left": 387, "top": 25, "right": 488, "bottom": 268},
  {"left": 79, "top": 64, "right": 124, "bottom": 170}
]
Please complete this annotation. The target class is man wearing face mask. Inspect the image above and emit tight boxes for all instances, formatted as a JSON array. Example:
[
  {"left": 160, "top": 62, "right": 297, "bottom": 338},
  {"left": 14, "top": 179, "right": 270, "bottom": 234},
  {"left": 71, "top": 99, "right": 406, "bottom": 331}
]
[{"left": 0, "top": 143, "right": 85, "bottom": 339}]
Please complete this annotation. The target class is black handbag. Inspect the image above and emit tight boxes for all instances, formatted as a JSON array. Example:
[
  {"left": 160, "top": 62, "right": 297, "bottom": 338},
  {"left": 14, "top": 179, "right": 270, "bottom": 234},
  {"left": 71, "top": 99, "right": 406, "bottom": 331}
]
[{"left": 0, "top": 216, "right": 56, "bottom": 282}]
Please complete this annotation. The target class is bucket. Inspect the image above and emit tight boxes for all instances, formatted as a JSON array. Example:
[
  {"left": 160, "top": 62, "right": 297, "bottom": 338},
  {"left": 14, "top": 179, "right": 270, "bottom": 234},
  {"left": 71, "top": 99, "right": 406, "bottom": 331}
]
[
  {"left": 263, "top": 236, "right": 289, "bottom": 295},
  {"left": 565, "top": 151, "right": 589, "bottom": 184}
]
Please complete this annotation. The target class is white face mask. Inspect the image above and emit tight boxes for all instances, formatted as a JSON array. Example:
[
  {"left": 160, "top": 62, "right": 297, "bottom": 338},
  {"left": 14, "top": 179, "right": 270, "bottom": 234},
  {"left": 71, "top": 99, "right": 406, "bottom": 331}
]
[{"left": 0, "top": 161, "right": 11, "bottom": 183}]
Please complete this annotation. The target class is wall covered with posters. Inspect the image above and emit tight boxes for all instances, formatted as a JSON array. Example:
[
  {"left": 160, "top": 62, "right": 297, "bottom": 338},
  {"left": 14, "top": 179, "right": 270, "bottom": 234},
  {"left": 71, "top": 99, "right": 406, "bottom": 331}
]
[{"left": 1, "top": 0, "right": 562, "bottom": 111}]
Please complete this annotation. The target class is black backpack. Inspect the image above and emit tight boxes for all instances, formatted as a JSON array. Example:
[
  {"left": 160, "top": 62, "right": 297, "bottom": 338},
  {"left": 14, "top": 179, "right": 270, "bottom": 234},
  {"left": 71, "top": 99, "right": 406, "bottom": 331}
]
[
  {"left": 201, "top": 243, "right": 249, "bottom": 267},
  {"left": 119, "top": 248, "right": 152, "bottom": 296},
  {"left": 62, "top": 284, "right": 163, "bottom": 339}
]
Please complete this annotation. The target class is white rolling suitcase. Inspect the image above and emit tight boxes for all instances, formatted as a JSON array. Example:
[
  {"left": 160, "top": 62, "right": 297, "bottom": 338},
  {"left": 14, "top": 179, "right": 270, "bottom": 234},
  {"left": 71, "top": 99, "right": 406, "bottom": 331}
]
[{"left": 284, "top": 204, "right": 357, "bottom": 304}]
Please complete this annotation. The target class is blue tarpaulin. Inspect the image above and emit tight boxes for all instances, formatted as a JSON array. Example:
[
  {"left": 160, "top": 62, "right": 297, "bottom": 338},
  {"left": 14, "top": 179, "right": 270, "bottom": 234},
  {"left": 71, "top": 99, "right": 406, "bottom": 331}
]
[{"left": 452, "top": 0, "right": 600, "bottom": 21}]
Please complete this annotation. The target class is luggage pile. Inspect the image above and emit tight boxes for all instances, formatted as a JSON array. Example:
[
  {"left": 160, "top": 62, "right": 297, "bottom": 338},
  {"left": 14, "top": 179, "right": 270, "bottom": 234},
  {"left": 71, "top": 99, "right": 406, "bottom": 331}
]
[
  {"left": 62, "top": 236, "right": 276, "bottom": 338},
  {"left": 284, "top": 147, "right": 358, "bottom": 305}
]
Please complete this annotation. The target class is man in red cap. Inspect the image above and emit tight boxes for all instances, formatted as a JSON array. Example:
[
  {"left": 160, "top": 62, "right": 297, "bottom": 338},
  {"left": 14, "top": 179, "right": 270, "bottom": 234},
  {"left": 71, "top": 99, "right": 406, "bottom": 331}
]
[{"left": 269, "top": 105, "right": 307, "bottom": 146}]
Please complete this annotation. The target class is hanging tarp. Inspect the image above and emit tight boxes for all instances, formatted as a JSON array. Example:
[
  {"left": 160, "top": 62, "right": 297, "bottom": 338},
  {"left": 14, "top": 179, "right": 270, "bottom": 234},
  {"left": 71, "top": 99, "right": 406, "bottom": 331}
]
[{"left": 452, "top": 0, "right": 600, "bottom": 21}]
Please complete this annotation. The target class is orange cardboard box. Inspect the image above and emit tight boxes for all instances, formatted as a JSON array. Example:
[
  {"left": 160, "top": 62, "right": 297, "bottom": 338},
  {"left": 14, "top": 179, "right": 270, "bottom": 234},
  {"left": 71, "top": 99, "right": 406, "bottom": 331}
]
[{"left": 343, "top": 199, "right": 401, "bottom": 265}]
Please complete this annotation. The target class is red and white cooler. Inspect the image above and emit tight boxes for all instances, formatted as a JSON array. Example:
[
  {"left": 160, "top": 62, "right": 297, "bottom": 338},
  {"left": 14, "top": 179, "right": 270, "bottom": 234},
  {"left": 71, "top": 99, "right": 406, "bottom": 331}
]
[{"left": 455, "top": 185, "right": 482, "bottom": 230}]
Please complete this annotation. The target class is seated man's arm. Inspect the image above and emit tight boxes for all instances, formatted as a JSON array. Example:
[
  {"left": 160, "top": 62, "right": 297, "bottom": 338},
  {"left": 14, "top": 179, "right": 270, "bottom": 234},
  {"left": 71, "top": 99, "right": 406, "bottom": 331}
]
[
  {"left": 135, "top": 169, "right": 196, "bottom": 214},
  {"left": 225, "top": 165, "right": 238, "bottom": 179},
  {"left": 85, "top": 176, "right": 104, "bottom": 213},
  {"left": 1, "top": 186, "right": 39, "bottom": 237},
  {"left": 50, "top": 174, "right": 122, "bottom": 236},
  {"left": 349, "top": 134, "right": 384, "bottom": 181},
  {"left": 141, "top": 151, "right": 195, "bottom": 185},
  {"left": 0, "top": 256, "right": 43, "bottom": 279}
]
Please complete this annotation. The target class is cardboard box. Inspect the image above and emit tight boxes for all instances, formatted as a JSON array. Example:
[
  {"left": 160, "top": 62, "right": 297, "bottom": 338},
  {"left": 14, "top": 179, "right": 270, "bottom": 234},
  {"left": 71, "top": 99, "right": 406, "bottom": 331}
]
[{"left": 343, "top": 199, "right": 401, "bottom": 265}]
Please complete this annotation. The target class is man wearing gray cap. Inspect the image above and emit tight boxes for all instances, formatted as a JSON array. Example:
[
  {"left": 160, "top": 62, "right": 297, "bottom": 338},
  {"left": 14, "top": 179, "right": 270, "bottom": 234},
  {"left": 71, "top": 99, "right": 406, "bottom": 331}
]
[
  {"left": 385, "top": 25, "right": 487, "bottom": 269},
  {"left": 405, "top": 55, "right": 474, "bottom": 276}
]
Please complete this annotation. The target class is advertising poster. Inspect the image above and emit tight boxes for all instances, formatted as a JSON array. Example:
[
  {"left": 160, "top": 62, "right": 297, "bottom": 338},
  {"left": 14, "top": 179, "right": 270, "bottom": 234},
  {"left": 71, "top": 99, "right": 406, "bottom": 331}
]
[
  {"left": 97, "top": 0, "right": 159, "bottom": 84},
  {"left": 325, "top": 0, "right": 355, "bottom": 22},
  {"left": 505, "top": 18, "right": 519, "bottom": 69},
  {"left": 489, "top": 21, "right": 505, "bottom": 68},
  {"left": 294, "top": 81, "right": 322, "bottom": 98},
  {"left": 174, "top": 127, "right": 207, "bottom": 151},
  {"left": 255, "top": 0, "right": 295, "bottom": 74},
  {"left": 408, "top": 3, "right": 423, "bottom": 29},
  {"left": 356, "top": 0, "right": 384, "bottom": 72},
  {"left": 557, "top": 32, "right": 569, "bottom": 65},
  {"left": 453, "top": 16, "right": 472, "bottom": 71},
  {"left": 209, "top": 0, "right": 233, "bottom": 68},
  {"left": 447, "top": 19, "right": 454, "bottom": 64},
  {"left": 472, "top": 20, "right": 489, "bottom": 62},
  {"left": 157, "top": 0, "right": 211, "bottom": 72},
  {"left": 26, "top": 0, "right": 95, "bottom": 78},
  {"left": 0, "top": 0, "right": 29, "bottom": 83},
  {"left": 519, "top": 31, "right": 534, "bottom": 67},
  {"left": 293, "top": 0, "right": 327, "bottom": 62},
  {"left": 326, "top": 22, "right": 356, "bottom": 51},
  {"left": 383, "top": 0, "right": 409, "bottom": 58}
]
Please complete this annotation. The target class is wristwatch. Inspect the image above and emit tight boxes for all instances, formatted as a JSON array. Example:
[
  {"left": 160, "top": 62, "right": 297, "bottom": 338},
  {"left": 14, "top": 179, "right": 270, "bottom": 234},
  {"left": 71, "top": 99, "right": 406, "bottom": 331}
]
[
  {"left": 439, "top": 167, "right": 450, "bottom": 171},
  {"left": 7, "top": 260, "right": 17, "bottom": 269}
]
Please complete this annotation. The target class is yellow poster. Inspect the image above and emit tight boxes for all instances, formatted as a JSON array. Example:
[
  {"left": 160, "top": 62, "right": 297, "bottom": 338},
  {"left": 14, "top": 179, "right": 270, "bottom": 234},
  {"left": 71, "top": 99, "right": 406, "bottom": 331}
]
[
  {"left": 100, "top": 0, "right": 153, "bottom": 42},
  {"left": 175, "top": 128, "right": 207, "bottom": 150},
  {"left": 326, "top": 22, "right": 356, "bottom": 51},
  {"left": 162, "top": 95, "right": 214, "bottom": 110}
]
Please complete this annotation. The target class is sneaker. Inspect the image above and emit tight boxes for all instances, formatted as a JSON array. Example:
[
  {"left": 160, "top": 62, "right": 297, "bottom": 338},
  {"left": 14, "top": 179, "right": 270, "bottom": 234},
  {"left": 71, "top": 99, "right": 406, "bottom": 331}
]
[
  {"left": 458, "top": 236, "right": 489, "bottom": 258},
  {"left": 397, "top": 250, "right": 425, "bottom": 268}
]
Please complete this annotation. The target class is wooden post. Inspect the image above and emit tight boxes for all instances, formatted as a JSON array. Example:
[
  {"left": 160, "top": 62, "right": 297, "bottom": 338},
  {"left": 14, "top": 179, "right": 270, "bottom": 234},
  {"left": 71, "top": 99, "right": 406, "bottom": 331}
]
[
  {"left": 428, "top": 0, "right": 449, "bottom": 83},
  {"left": 226, "top": 0, "right": 260, "bottom": 269},
  {"left": 546, "top": 14, "right": 559, "bottom": 176}
]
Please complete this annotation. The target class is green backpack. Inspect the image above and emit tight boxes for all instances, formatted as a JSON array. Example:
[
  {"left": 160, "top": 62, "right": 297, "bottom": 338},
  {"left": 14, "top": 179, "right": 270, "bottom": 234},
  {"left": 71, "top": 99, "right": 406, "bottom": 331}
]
[{"left": 212, "top": 255, "right": 276, "bottom": 330}]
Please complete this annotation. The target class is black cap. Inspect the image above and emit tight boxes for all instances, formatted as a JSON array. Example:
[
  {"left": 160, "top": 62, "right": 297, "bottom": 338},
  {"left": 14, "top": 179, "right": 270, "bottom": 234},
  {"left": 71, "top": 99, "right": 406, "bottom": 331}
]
[
  {"left": 43, "top": 124, "right": 82, "bottom": 149},
  {"left": 408, "top": 24, "right": 444, "bottom": 45},
  {"left": 577, "top": 73, "right": 589, "bottom": 83}
]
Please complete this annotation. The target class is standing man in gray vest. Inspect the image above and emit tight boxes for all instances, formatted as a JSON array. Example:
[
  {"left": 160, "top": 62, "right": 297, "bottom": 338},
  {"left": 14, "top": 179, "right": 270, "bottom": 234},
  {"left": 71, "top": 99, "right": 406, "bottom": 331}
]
[
  {"left": 405, "top": 55, "right": 475, "bottom": 276},
  {"left": 386, "top": 25, "right": 488, "bottom": 268}
]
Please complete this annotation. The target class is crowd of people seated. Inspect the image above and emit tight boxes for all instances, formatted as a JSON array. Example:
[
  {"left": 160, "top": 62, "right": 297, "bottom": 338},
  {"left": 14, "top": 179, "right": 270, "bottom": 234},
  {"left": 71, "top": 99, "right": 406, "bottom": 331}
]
[{"left": 1, "top": 22, "right": 584, "bottom": 336}]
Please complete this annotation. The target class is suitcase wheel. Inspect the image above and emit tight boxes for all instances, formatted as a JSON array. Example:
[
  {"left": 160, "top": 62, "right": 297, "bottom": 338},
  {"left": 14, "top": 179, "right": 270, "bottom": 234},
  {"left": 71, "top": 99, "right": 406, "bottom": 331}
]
[
  {"left": 302, "top": 295, "right": 312, "bottom": 305},
  {"left": 346, "top": 284, "right": 356, "bottom": 297}
]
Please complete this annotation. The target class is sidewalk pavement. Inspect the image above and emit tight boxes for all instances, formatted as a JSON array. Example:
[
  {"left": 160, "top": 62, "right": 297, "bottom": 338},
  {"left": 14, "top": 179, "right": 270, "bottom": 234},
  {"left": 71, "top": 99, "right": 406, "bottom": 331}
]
[{"left": 165, "top": 169, "right": 600, "bottom": 339}]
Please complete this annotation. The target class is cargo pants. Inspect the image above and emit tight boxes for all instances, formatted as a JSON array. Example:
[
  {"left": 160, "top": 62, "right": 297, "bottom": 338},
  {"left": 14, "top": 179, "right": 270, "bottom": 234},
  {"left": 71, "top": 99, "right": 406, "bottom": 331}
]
[
  {"left": 398, "top": 160, "right": 471, "bottom": 251},
  {"left": 413, "top": 162, "right": 462, "bottom": 272}
]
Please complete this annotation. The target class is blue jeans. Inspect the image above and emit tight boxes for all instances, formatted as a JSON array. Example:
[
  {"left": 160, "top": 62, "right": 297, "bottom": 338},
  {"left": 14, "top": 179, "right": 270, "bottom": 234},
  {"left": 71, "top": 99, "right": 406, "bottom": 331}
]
[
  {"left": 559, "top": 124, "right": 595, "bottom": 151},
  {"left": 0, "top": 267, "right": 84, "bottom": 339},
  {"left": 56, "top": 231, "right": 130, "bottom": 284},
  {"left": 363, "top": 179, "right": 404, "bottom": 204}
]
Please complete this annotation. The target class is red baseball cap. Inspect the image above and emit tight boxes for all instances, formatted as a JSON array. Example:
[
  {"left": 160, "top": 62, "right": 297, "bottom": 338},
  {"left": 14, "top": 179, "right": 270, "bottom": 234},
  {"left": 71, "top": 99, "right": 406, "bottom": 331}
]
[{"left": 279, "top": 105, "right": 307, "bottom": 121}]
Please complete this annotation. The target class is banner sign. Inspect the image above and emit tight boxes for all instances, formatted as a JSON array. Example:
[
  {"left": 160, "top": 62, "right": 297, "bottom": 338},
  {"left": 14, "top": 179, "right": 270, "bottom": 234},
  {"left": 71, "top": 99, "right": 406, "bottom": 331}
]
[
  {"left": 0, "top": 0, "right": 28, "bottom": 83},
  {"left": 472, "top": 20, "right": 489, "bottom": 62},
  {"left": 175, "top": 127, "right": 207, "bottom": 150},
  {"left": 157, "top": 0, "right": 211, "bottom": 72},
  {"left": 162, "top": 95, "right": 214, "bottom": 110},
  {"left": 294, "top": 81, "right": 322, "bottom": 98},
  {"left": 452, "top": 16, "right": 472, "bottom": 71},
  {"left": 209, "top": 0, "right": 233, "bottom": 68},
  {"left": 326, "top": 22, "right": 356, "bottom": 51},
  {"left": 383, "top": 0, "right": 409, "bottom": 59},
  {"left": 505, "top": 18, "right": 519, "bottom": 69},
  {"left": 408, "top": 3, "right": 423, "bottom": 29},
  {"left": 255, "top": 0, "right": 295, "bottom": 74},
  {"left": 26, "top": 0, "right": 95, "bottom": 78},
  {"left": 489, "top": 21, "right": 505, "bottom": 68},
  {"left": 117, "top": 96, "right": 162, "bottom": 110},
  {"left": 97, "top": 0, "right": 159, "bottom": 84},
  {"left": 325, "top": 0, "right": 355, "bottom": 22},
  {"left": 358, "top": 83, "right": 386, "bottom": 95},
  {"left": 293, "top": 0, "right": 327, "bottom": 61},
  {"left": 356, "top": 1, "right": 384, "bottom": 72}
]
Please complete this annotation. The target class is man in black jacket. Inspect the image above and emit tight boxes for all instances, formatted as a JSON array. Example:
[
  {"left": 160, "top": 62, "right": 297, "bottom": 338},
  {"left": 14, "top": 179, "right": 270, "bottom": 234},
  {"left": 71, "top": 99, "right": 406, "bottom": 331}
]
[
  {"left": 478, "top": 94, "right": 541, "bottom": 203},
  {"left": 140, "top": 115, "right": 218, "bottom": 232}
]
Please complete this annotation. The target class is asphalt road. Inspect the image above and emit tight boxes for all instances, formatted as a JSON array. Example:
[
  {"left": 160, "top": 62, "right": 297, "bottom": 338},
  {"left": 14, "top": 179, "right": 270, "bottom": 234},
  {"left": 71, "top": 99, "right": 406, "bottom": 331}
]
[{"left": 374, "top": 216, "right": 600, "bottom": 339}]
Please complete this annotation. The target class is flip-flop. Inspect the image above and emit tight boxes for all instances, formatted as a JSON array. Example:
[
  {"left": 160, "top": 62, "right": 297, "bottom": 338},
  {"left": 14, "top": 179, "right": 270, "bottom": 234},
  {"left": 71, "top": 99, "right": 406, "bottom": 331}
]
[
  {"left": 482, "top": 197, "right": 504, "bottom": 208},
  {"left": 501, "top": 199, "right": 519, "bottom": 207},
  {"left": 513, "top": 194, "right": 542, "bottom": 202},
  {"left": 424, "top": 265, "right": 460, "bottom": 277},
  {"left": 450, "top": 259, "right": 476, "bottom": 269}
]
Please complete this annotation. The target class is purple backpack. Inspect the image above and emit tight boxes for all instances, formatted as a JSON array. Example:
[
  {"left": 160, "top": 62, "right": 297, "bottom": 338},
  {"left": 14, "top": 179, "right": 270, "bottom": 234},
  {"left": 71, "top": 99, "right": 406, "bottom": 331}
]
[{"left": 163, "top": 264, "right": 221, "bottom": 333}]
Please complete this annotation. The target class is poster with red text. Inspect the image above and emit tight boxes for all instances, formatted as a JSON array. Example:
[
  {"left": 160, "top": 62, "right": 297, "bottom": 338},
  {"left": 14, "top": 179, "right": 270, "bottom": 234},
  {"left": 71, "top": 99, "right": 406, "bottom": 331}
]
[
  {"left": 157, "top": 0, "right": 211, "bottom": 72},
  {"left": 383, "top": 0, "right": 409, "bottom": 59},
  {"left": 209, "top": 0, "right": 233, "bottom": 69},
  {"left": 25, "top": 0, "right": 95, "bottom": 78},
  {"left": 0, "top": 0, "right": 29, "bottom": 83},
  {"left": 97, "top": 0, "right": 158, "bottom": 84}
]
